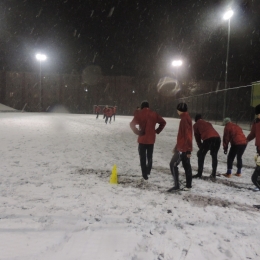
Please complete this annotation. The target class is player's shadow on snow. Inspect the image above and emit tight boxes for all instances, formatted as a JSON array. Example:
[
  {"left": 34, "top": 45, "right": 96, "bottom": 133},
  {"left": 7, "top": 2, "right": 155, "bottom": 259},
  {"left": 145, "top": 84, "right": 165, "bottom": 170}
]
[
  {"left": 76, "top": 168, "right": 259, "bottom": 211},
  {"left": 76, "top": 167, "right": 253, "bottom": 193},
  {"left": 182, "top": 193, "right": 256, "bottom": 212},
  {"left": 199, "top": 176, "right": 252, "bottom": 190}
]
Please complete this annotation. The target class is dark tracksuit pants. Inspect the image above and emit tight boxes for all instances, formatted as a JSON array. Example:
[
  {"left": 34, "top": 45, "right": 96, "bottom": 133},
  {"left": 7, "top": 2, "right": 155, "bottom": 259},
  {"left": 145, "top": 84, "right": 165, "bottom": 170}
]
[
  {"left": 138, "top": 143, "right": 154, "bottom": 179},
  {"left": 96, "top": 112, "right": 99, "bottom": 119},
  {"left": 252, "top": 167, "right": 260, "bottom": 189},
  {"left": 197, "top": 137, "right": 221, "bottom": 176},
  {"left": 252, "top": 148, "right": 260, "bottom": 189},
  {"left": 170, "top": 151, "right": 192, "bottom": 188},
  {"left": 105, "top": 116, "right": 112, "bottom": 124},
  {"left": 227, "top": 144, "right": 247, "bottom": 172}
]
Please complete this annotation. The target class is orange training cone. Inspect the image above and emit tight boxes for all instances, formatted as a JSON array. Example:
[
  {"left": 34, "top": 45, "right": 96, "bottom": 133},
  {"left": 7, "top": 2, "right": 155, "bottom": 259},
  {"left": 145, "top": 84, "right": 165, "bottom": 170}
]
[{"left": 109, "top": 164, "right": 118, "bottom": 184}]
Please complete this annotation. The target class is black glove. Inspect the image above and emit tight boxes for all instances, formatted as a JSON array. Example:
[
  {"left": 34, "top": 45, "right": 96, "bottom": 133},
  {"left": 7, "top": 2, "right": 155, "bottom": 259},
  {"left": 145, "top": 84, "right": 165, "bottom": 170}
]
[{"left": 224, "top": 150, "right": 227, "bottom": 155}]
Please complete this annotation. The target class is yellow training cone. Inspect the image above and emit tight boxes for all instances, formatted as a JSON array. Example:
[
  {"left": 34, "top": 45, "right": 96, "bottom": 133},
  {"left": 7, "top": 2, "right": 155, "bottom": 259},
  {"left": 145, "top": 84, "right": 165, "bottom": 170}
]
[{"left": 109, "top": 164, "right": 118, "bottom": 184}]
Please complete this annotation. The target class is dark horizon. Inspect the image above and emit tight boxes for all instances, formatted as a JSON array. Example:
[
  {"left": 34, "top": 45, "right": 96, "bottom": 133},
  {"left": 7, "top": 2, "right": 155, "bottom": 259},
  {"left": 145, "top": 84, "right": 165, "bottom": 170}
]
[{"left": 0, "top": 0, "right": 259, "bottom": 83}]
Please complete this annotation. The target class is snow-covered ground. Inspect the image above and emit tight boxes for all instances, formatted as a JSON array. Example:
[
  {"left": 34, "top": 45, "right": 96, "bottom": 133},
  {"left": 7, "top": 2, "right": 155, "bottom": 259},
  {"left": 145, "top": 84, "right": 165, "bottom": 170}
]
[
  {"left": 0, "top": 103, "right": 17, "bottom": 112},
  {"left": 1, "top": 112, "right": 260, "bottom": 260}
]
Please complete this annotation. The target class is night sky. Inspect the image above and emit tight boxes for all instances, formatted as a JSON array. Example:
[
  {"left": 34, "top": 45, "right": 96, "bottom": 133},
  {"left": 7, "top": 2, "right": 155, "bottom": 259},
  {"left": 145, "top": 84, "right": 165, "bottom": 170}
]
[{"left": 1, "top": 0, "right": 260, "bottom": 83}]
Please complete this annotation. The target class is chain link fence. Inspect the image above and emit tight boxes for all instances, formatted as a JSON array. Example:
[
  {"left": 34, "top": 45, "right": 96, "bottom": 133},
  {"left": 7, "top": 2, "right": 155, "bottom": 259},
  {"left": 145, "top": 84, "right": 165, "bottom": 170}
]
[
  {"left": 0, "top": 71, "right": 257, "bottom": 130},
  {"left": 174, "top": 85, "right": 255, "bottom": 130}
]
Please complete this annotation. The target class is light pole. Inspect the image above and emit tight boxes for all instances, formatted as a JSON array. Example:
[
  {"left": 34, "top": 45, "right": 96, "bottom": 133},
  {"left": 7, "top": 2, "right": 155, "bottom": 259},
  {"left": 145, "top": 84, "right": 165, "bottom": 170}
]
[
  {"left": 35, "top": 53, "right": 47, "bottom": 111},
  {"left": 172, "top": 60, "right": 183, "bottom": 79},
  {"left": 223, "top": 9, "right": 234, "bottom": 119},
  {"left": 172, "top": 60, "right": 183, "bottom": 93}
]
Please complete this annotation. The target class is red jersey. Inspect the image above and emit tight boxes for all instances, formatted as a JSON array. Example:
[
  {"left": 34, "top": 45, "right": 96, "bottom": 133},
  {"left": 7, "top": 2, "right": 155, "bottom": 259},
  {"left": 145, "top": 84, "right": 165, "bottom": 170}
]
[
  {"left": 176, "top": 112, "right": 193, "bottom": 152},
  {"left": 130, "top": 107, "right": 166, "bottom": 144},
  {"left": 134, "top": 109, "right": 140, "bottom": 117},
  {"left": 223, "top": 122, "right": 247, "bottom": 150},
  {"left": 193, "top": 119, "right": 220, "bottom": 148},
  {"left": 247, "top": 118, "right": 260, "bottom": 150},
  {"left": 105, "top": 108, "right": 113, "bottom": 117}
]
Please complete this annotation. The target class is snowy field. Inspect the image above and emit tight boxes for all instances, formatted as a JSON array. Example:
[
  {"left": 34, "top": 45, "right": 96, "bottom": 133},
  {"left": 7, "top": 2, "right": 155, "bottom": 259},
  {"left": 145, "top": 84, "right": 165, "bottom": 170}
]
[{"left": 1, "top": 111, "right": 260, "bottom": 260}]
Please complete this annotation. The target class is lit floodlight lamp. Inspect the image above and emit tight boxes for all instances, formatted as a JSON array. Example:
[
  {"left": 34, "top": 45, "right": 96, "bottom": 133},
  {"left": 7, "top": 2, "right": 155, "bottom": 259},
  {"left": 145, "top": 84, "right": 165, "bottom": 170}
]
[
  {"left": 222, "top": 9, "right": 234, "bottom": 119},
  {"left": 35, "top": 53, "right": 47, "bottom": 61},
  {"left": 172, "top": 60, "right": 183, "bottom": 67},
  {"left": 223, "top": 10, "right": 234, "bottom": 20},
  {"left": 35, "top": 53, "right": 47, "bottom": 112},
  {"left": 132, "top": 90, "right": 135, "bottom": 93}
]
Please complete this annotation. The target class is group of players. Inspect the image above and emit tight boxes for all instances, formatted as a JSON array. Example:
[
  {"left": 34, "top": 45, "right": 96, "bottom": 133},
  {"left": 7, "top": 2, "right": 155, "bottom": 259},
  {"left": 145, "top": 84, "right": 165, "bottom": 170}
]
[
  {"left": 95, "top": 105, "right": 117, "bottom": 124},
  {"left": 130, "top": 100, "right": 260, "bottom": 192}
]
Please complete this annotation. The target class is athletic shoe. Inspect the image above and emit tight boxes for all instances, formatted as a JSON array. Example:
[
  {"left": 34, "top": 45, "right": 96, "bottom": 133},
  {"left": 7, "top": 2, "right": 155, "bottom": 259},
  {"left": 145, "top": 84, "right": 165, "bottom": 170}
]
[
  {"left": 192, "top": 174, "right": 202, "bottom": 179},
  {"left": 253, "top": 187, "right": 260, "bottom": 192},
  {"left": 234, "top": 173, "right": 241, "bottom": 177},
  {"left": 223, "top": 173, "right": 231, "bottom": 178},
  {"left": 209, "top": 174, "right": 216, "bottom": 179},
  {"left": 142, "top": 174, "right": 148, "bottom": 180},
  {"left": 182, "top": 187, "right": 191, "bottom": 191},
  {"left": 167, "top": 187, "right": 180, "bottom": 192}
]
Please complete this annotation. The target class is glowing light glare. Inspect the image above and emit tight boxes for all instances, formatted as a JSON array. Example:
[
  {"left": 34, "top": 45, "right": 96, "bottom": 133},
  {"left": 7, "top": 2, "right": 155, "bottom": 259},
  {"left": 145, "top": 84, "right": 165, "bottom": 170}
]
[
  {"left": 172, "top": 60, "right": 183, "bottom": 67},
  {"left": 35, "top": 53, "right": 47, "bottom": 61},
  {"left": 157, "top": 77, "right": 180, "bottom": 97},
  {"left": 223, "top": 10, "right": 234, "bottom": 20}
]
